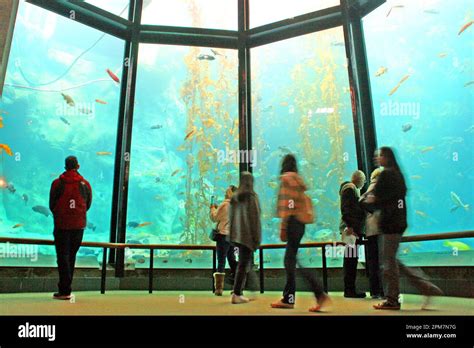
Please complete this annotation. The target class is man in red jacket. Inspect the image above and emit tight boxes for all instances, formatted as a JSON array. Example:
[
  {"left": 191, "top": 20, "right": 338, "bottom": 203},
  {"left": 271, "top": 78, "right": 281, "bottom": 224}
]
[{"left": 49, "top": 156, "right": 92, "bottom": 300}]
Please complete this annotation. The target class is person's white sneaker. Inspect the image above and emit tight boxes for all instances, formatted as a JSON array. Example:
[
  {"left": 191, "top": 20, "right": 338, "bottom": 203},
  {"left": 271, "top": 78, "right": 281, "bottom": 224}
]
[{"left": 231, "top": 294, "right": 250, "bottom": 304}]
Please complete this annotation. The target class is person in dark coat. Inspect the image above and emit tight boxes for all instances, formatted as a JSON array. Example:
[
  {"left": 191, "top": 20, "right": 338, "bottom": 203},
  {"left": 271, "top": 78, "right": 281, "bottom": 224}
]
[
  {"left": 361, "top": 147, "right": 443, "bottom": 310},
  {"left": 339, "top": 170, "right": 367, "bottom": 298},
  {"left": 49, "top": 156, "right": 92, "bottom": 300},
  {"left": 229, "top": 172, "right": 261, "bottom": 304}
]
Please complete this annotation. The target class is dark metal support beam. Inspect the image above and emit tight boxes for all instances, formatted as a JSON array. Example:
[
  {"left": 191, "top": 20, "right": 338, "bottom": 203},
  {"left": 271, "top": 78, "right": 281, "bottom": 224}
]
[
  {"left": 238, "top": 0, "right": 251, "bottom": 175},
  {"left": 114, "top": 0, "right": 142, "bottom": 277},
  {"left": 26, "top": 0, "right": 131, "bottom": 40},
  {"left": 341, "top": 0, "right": 378, "bottom": 180}
]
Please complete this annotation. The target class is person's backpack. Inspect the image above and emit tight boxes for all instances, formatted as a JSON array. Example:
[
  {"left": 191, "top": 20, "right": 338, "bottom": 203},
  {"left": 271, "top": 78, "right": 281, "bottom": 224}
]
[
  {"left": 296, "top": 192, "right": 315, "bottom": 224},
  {"left": 53, "top": 178, "right": 90, "bottom": 219}
]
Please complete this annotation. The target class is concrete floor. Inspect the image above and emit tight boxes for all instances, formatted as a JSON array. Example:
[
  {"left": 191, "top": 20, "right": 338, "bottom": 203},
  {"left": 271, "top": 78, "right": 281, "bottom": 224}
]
[{"left": 0, "top": 291, "right": 473, "bottom": 316}]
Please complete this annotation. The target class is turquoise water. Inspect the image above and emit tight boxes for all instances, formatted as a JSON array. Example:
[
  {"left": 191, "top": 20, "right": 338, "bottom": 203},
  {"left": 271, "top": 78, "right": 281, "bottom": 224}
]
[{"left": 0, "top": 0, "right": 472, "bottom": 269}]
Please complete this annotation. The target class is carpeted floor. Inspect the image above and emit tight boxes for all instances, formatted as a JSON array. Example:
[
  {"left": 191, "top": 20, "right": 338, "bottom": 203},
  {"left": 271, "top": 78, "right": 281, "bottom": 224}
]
[{"left": 0, "top": 291, "right": 472, "bottom": 316}]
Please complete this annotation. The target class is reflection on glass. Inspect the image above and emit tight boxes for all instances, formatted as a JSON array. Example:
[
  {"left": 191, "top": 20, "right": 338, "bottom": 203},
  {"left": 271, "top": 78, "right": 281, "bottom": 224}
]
[
  {"left": 85, "top": 0, "right": 130, "bottom": 19},
  {"left": 251, "top": 27, "right": 356, "bottom": 268},
  {"left": 141, "top": 0, "right": 237, "bottom": 30},
  {"left": 250, "top": 0, "right": 340, "bottom": 28},
  {"left": 0, "top": 1, "right": 124, "bottom": 265},
  {"left": 126, "top": 43, "right": 238, "bottom": 268},
  {"left": 363, "top": 0, "right": 474, "bottom": 265}
]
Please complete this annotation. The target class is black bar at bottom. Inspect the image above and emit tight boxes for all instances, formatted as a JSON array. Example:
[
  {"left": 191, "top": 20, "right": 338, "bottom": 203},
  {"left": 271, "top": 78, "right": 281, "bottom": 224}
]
[
  {"left": 322, "top": 245, "right": 328, "bottom": 293},
  {"left": 212, "top": 249, "right": 216, "bottom": 293},
  {"left": 149, "top": 249, "right": 154, "bottom": 294},
  {"left": 100, "top": 247, "right": 107, "bottom": 294},
  {"left": 259, "top": 248, "right": 264, "bottom": 294}
]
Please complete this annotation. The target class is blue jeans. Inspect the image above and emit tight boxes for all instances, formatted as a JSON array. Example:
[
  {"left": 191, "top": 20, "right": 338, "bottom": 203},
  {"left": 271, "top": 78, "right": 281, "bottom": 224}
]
[
  {"left": 283, "top": 216, "right": 324, "bottom": 304},
  {"left": 215, "top": 234, "right": 237, "bottom": 274}
]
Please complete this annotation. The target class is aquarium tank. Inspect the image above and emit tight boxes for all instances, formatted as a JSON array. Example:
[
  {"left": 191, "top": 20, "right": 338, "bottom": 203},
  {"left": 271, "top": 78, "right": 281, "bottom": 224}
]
[{"left": 0, "top": 0, "right": 472, "bottom": 269}]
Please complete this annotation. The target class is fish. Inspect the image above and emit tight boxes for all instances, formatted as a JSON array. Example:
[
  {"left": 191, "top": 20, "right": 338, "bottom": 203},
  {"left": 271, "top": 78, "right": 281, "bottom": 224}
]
[
  {"left": 464, "top": 81, "right": 474, "bottom": 87},
  {"left": 386, "top": 5, "right": 404, "bottom": 17},
  {"left": 185, "top": 258, "right": 193, "bottom": 264},
  {"left": 184, "top": 129, "right": 197, "bottom": 141},
  {"left": 12, "top": 223, "right": 24, "bottom": 229},
  {"left": 95, "top": 99, "right": 107, "bottom": 104},
  {"left": 438, "top": 52, "right": 448, "bottom": 58},
  {"left": 6, "top": 183, "right": 16, "bottom": 194},
  {"left": 59, "top": 117, "right": 71, "bottom": 126},
  {"left": 415, "top": 210, "right": 428, "bottom": 218},
  {"left": 210, "top": 49, "right": 226, "bottom": 58},
  {"left": 458, "top": 20, "right": 473, "bottom": 36},
  {"left": 423, "top": 9, "right": 439, "bottom": 14},
  {"left": 402, "top": 123, "right": 412, "bottom": 132},
  {"left": 106, "top": 68, "right": 120, "bottom": 83},
  {"left": 171, "top": 169, "right": 181, "bottom": 177},
  {"left": 268, "top": 181, "right": 278, "bottom": 189},
  {"left": 137, "top": 222, "right": 152, "bottom": 228},
  {"left": 197, "top": 54, "right": 215, "bottom": 61},
  {"left": 32, "top": 205, "right": 51, "bottom": 217},
  {"left": 388, "top": 75, "right": 410, "bottom": 96},
  {"left": 375, "top": 66, "right": 388, "bottom": 77},
  {"left": 87, "top": 222, "right": 96, "bottom": 231},
  {"left": 96, "top": 151, "right": 112, "bottom": 156},
  {"left": 202, "top": 118, "right": 216, "bottom": 128},
  {"left": 443, "top": 241, "right": 471, "bottom": 251},
  {"left": 0, "top": 144, "right": 13, "bottom": 156},
  {"left": 0, "top": 116, "right": 3, "bottom": 128},
  {"left": 410, "top": 175, "right": 422, "bottom": 180},
  {"left": 330, "top": 41, "right": 345, "bottom": 47},
  {"left": 162, "top": 259, "right": 169, "bottom": 263},
  {"left": 155, "top": 177, "right": 161, "bottom": 183},
  {"left": 61, "top": 93, "right": 75, "bottom": 106},
  {"left": 420, "top": 146, "right": 434, "bottom": 153},
  {"left": 22, "top": 194, "right": 28, "bottom": 205},
  {"left": 326, "top": 168, "right": 338, "bottom": 178},
  {"left": 280, "top": 101, "right": 289, "bottom": 106},
  {"left": 127, "top": 222, "right": 140, "bottom": 228},
  {"left": 150, "top": 124, "right": 163, "bottom": 130},
  {"left": 450, "top": 192, "right": 470, "bottom": 212}
]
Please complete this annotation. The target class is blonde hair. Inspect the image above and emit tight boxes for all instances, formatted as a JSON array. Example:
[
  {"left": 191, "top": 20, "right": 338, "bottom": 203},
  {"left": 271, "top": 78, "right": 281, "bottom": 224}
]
[
  {"left": 370, "top": 167, "right": 383, "bottom": 181},
  {"left": 351, "top": 170, "right": 366, "bottom": 183}
]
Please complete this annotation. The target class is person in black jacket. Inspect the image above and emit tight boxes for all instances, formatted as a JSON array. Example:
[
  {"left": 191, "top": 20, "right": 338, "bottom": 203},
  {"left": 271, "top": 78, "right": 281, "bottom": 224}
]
[
  {"left": 362, "top": 147, "right": 443, "bottom": 310},
  {"left": 339, "top": 170, "right": 367, "bottom": 298}
]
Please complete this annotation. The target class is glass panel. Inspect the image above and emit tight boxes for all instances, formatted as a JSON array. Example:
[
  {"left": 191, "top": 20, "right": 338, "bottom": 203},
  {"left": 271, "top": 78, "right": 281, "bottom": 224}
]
[
  {"left": 141, "top": 0, "right": 237, "bottom": 31},
  {"left": 250, "top": 0, "right": 340, "bottom": 29},
  {"left": 363, "top": 0, "right": 474, "bottom": 265},
  {"left": 84, "top": 0, "right": 130, "bottom": 19},
  {"left": 251, "top": 26, "right": 356, "bottom": 268},
  {"left": 127, "top": 43, "right": 238, "bottom": 268},
  {"left": 0, "top": 0, "right": 124, "bottom": 267}
]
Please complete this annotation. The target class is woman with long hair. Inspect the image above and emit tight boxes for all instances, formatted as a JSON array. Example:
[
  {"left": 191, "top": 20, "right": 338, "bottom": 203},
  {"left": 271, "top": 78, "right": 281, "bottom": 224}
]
[
  {"left": 271, "top": 154, "right": 331, "bottom": 312},
  {"left": 229, "top": 172, "right": 262, "bottom": 304},
  {"left": 362, "top": 147, "right": 443, "bottom": 310}
]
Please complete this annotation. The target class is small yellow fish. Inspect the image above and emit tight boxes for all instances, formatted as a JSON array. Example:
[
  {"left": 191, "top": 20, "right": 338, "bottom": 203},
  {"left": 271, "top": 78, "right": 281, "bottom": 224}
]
[
  {"left": 137, "top": 222, "right": 152, "bottom": 228},
  {"left": 96, "top": 151, "right": 112, "bottom": 156},
  {"left": 280, "top": 101, "right": 289, "bottom": 107},
  {"left": 0, "top": 116, "right": 3, "bottom": 128},
  {"left": 388, "top": 74, "right": 410, "bottom": 96},
  {"left": 184, "top": 129, "right": 197, "bottom": 141},
  {"left": 415, "top": 210, "right": 428, "bottom": 218},
  {"left": 421, "top": 146, "right": 434, "bottom": 153},
  {"left": 375, "top": 66, "right": 388, "bottom": 77},
  {"left": 438, "top": 52, "right": 448, "bottom": 58},
  {"left": 177, "top": 144, "right": 187, "bottom": 151},
  {"left": 410, "top": 175, "right": 422, "bottom": 180},
  {"left": 202, "top": 118, "right": 216, "bottom": 128},
  {"left": 171, "top": 169, "right": 181, "bottom": 177},
  {"left": 12, "top": 223, "right": 24, "bottom": 229},
  {"left": 0, "top": 144, "right": 13, "bottom": 156},
  {"left": 268, "top": 181, "right": 278, "bottom": 189},
  {"left": 443, "top": 241, "right": 471, "bottom": 251}
]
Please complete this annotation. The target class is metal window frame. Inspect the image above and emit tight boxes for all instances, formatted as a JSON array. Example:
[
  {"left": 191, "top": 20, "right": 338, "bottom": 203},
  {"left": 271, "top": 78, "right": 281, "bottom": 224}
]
[{"left": 23, "top": 0, "right": 384, "bottom": 274}]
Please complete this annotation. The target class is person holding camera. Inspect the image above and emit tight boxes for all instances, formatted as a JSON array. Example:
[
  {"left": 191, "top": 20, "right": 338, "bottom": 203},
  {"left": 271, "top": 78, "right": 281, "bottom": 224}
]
[{"left": 210, "top": 185, "right": 238, "bottom": 296}]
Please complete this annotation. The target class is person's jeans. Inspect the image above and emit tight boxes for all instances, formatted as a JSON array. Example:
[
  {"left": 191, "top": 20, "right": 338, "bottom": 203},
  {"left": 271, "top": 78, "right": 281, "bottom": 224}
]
[
  {"left": 215, "top": 234, "right": 237, "bottom": 274},
  {"left": 343, "top": 236, "right": 362, "bottom": 294},
  {"left": 380, "top": 233, "right": 439, "bottom": 304},
  {"left": 54, "top": 228, "right": 84, "bottom": 295},
  {"left": 233, "top": 245, "right": 253, "bottom": 296},
  {"left": 366, "top": 235, "right": 383, "bottom": 296},
  {"left": 283, "top": 216, "right": 324, "bottom": 304}
]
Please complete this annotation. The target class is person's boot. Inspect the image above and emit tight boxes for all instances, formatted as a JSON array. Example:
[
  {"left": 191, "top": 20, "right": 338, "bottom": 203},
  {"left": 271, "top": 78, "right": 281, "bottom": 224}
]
[{"left": 213, "top": 272, "right": 225, "bottom": 296}]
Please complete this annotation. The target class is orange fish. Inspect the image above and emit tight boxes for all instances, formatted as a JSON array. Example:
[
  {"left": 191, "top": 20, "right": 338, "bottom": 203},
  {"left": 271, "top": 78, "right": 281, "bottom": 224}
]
[
  {"left": 95, "top": 99, "right": 107, "bottom": 104},
  {"left": 388, "top": 75, "right": 410, "bottom": 96},
  {"left": 171, "top": 169, "right": 181, "bottom": 177},
  {"left": 0, "top": 116, "right": 3, "bottom": 128},
  {"left": 458, "top": 20, "right": 473, "bottom": 36},
  {"left": 96, "top": 151, "right": 112, "bottom": 156},
  {"left": 106, "top": 69, "right": 120, "bottom": 83},
  {"left": 0, "top": 144, "right": 13, "bottom": 156},
  {"left": 137, "top": 222, "right": 152, "bottom": 228},
  {"left": 184, "top": 129, "right": 196, "bottom": 141},
  {"left": 12, "top": 223, "right": 24, "bottom": 229}
]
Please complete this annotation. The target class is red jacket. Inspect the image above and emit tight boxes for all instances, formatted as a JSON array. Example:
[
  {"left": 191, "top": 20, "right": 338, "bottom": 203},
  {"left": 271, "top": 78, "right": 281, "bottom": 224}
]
[{"left": 49, "top": 170, "right": 92, "bottom": 230}]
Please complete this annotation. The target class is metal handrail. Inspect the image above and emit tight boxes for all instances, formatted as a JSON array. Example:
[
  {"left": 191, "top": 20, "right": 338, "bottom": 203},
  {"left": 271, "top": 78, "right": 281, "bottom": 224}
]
[{"left": 0, "top": 230, "right": 473, "bottom": 294}]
